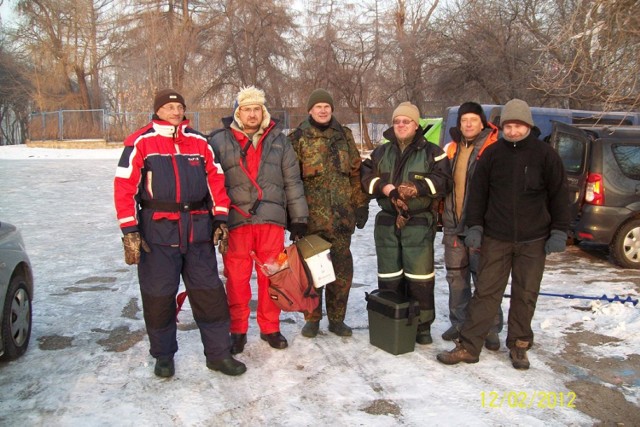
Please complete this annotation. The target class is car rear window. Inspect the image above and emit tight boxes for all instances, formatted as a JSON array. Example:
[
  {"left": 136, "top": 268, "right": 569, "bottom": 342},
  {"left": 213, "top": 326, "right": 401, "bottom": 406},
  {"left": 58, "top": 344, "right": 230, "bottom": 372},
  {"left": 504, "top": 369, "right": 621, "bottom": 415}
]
[
  {"left": 556, "top": 134, "right": 586, "bottom": 174},
  {"left": 612, "top": 144, "right": 640, "bottom": 180}
]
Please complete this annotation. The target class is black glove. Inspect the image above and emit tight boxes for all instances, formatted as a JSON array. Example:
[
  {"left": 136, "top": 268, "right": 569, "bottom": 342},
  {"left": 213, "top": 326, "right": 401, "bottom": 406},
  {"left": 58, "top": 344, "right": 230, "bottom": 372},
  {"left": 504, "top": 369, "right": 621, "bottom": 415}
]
[
  {"left": 212, "top": 220, "right": 229, "bottom": 255},
  {"left": 545, "top": 230, "right": 567, "bottom": 254},
  {"left": 122, "top": 232, "right": 151, "bottom": 265},
  {"left": 289, "top": 222, "right": 308, "bottom": 241},
  {"left": 355, "top": 206, "right": 369, "bottom": 229},
  {"left": 388, "top": 189, "right": 409, "bottom": 212},
  {"left": 464, "top": 225, "right": 483, "bottom": 249}
]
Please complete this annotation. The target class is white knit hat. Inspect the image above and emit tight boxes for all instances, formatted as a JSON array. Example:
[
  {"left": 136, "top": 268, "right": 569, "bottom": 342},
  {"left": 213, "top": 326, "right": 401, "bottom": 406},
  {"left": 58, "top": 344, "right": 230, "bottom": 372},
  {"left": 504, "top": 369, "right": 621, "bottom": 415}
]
[{"left": 234, "top": 86, "right": 271, "bottom": 130}]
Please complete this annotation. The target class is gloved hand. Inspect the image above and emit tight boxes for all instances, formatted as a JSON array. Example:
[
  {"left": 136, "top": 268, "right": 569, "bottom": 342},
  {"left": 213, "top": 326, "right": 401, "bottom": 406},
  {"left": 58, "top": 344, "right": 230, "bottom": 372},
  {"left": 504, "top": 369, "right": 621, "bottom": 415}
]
[
  {"left": 464, "top": 225, "right": 483, "bottom": 249},
  {"left": 395, "top": 212, "right": 410, "bottom": 229},
  {"left": 388, "top": 189, "right": 409, "bottom": 212},
  {"left": 212, "top": 220, "right": 229, "bottom": 255},
  {"left": 545, "top": 230, "right": 567, "bottom": 254},
  {"left": 355, "top": 205, "right": 369, "bottom": 229},
  {"left": 397, "top": 182, "right": 418, "bottom": 200},
  {"left": 289, "top": 222, "right": 308, "bottom": 241},
  {"left": 122, "top": 232, "right": 151, "bottom": 265}
]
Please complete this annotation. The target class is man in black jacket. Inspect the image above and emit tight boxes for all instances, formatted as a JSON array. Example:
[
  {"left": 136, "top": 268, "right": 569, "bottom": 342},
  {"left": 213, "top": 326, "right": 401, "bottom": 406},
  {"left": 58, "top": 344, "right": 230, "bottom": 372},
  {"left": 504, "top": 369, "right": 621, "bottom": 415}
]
[{"left": 436, "top": 99, "right": 570, "bottom": 369}]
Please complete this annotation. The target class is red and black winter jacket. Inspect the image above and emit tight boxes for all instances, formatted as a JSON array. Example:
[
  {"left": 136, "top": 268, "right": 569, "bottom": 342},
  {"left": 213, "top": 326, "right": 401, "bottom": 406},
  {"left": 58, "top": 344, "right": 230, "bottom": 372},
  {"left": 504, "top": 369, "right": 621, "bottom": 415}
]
[{"left": 114, "top": 118, "right": 230, "bottom": 244}]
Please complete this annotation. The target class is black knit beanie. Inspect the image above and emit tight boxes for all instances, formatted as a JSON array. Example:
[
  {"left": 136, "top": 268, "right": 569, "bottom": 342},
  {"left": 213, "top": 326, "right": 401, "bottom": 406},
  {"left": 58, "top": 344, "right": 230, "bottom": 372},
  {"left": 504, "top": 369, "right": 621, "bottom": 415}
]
[
  {"left": 307, "top": 89, "right": 334, "bottom": 112},
  {"left": 153, "top": 89, "right": 186, "bottom": 113},
  {"left": 457, "top": 102, "right": 487, "bottom": 129}
]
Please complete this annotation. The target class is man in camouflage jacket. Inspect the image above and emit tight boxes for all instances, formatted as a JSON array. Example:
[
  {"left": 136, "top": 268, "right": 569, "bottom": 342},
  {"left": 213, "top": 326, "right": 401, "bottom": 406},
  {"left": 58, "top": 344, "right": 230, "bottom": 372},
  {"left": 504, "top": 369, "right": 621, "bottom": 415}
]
[{"left": 288, "top": 89, "right": 370, "bottom": 338}]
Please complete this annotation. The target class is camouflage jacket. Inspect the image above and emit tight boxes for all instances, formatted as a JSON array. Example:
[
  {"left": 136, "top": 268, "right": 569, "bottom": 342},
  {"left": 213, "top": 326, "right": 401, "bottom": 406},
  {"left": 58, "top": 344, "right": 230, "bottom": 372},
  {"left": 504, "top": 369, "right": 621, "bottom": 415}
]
[{"left": 288, "top": 117, "right": 369, "bottom": 240}]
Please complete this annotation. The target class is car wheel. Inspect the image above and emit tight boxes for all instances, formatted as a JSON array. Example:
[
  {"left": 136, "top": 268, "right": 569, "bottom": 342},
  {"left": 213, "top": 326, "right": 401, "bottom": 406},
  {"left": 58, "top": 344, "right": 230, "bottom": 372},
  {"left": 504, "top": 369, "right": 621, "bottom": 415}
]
[
  {"left": 610, "top": 219, "right": 640, "bottom": 269},
  {"left": 1, "top": 274, "right": 32, "bottom": 361}
]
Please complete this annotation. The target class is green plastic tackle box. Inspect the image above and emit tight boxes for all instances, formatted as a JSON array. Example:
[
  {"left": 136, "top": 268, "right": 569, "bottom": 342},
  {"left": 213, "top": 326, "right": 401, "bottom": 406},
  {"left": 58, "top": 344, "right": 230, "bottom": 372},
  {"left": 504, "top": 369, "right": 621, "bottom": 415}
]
[{"left": 366, "top": 290, "right": 420, "bottom": 355}]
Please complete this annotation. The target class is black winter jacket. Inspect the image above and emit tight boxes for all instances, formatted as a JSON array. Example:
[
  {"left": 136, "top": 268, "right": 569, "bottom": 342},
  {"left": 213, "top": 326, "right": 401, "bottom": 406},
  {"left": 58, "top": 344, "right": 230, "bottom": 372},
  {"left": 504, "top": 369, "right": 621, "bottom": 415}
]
[{"left": 465, "top": 132, "right": 569, "bottom": 242}]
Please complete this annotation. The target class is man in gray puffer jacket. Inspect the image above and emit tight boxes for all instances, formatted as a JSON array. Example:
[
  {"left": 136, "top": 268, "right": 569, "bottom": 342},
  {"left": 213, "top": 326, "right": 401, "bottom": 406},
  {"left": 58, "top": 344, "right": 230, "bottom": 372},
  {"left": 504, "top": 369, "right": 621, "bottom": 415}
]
[{"left": 209, "top": 86, "right": 308, "bottom": 354}]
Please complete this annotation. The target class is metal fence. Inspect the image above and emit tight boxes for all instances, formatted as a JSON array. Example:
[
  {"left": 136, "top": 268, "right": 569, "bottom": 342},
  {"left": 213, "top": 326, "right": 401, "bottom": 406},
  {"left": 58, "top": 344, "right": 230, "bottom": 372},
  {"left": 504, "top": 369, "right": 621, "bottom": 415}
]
[
  {"left": 27, "top": 108, "right": 395, "bottom": 144},
  {"left": 28, "top": 109, "right": 231, "bottom": 142}
]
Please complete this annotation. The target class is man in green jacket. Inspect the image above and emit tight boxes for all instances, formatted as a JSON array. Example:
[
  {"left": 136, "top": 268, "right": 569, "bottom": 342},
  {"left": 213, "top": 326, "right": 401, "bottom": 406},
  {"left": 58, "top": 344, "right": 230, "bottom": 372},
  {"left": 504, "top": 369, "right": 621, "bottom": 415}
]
[
  {"left": 361, "top": 102, "right": 452, "bottom": 344},
  {"left": 288, "top": 89, "right": 370, "bottom": 338}
]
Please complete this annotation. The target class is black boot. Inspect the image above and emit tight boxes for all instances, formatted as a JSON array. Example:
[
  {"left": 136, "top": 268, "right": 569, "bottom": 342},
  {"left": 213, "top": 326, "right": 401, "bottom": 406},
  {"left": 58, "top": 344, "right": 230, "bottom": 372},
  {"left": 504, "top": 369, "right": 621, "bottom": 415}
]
[
  {"left": 154, "top": 356, "right": 175, "bottom": 378},
  {"left": 415, "top": 309, "right": 434, "bottom": 345},
  {"left": 207, "top": 356, "right": 247, "bottom": 376},
  {"left": 416, "top": 324, "right": 433, "bottom": 345},
  {"left": 230, "top": 333, "right": 247, "bottom": 355},
  {"left": 260, "top": 332, "right": 288, "bottom": 349},
  {"left": 328, "top": 321, "right": 353, "bottom": 337},
  {"left": 301, "top": 321, "right": 320, "bottom": 338}
]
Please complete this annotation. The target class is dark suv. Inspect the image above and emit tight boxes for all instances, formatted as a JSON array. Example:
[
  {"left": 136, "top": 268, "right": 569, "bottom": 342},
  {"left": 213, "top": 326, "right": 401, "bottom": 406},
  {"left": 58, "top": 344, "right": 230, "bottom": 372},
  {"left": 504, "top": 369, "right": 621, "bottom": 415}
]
[{"left": 550, "top": 123, "right": 640, "bottom": 269}]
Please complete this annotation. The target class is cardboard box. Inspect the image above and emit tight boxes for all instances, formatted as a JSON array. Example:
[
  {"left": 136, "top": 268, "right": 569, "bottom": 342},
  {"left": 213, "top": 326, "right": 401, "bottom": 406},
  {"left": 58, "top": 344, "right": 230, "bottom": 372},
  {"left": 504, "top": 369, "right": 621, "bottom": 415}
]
[
  {"left": 366, "top": 290, "right": 419, "bottom": 355},
  {"left": 296, "top": 235, "right": 335, "bottom": 288}
]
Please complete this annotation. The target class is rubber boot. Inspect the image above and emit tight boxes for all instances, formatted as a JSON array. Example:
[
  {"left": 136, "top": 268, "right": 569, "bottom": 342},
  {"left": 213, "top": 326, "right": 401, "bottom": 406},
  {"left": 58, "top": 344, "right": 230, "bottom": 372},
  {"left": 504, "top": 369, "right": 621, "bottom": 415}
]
[{"left": 416, "top": 310, "right": 434, "bottom": 345}]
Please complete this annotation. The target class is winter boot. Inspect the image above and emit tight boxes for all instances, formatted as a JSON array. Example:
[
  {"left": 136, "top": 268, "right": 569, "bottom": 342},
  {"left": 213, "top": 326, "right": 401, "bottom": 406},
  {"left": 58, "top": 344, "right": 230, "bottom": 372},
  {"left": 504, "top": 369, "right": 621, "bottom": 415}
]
[
  {"left": 416, "top": 324, "right": 433, "bottom": 345},
  {"left": 207, "top": 356, "right": 247, "bottom": 376},
  {"left": 436, "top": 340, "right": 479, "bottom": 365},
  {"left": 484, "top": 332, "right": 500, "bottom": 351},
  {"left": 441, "top": 325, "right": 460, "bottom": 341},
  {"left": 510, "top": 339, "right": 530, "bottom": 370},
  {"left": 230, "top": 333, "right": 247, "bottom": 355},
  {"left": 154, "top": 356, "right": 175, "bottom": 378},
  {"left": 328, "top": 321, "right": 353, "bottom": 337},
  {"left": 260, "top": 332, "right": 288, "bottom": 349},
  {"left": 415, "top": 310, "right": 434, "bottom": 345},
  {"left": 301, "top": 320, "right": 320, "bottom": 338}
]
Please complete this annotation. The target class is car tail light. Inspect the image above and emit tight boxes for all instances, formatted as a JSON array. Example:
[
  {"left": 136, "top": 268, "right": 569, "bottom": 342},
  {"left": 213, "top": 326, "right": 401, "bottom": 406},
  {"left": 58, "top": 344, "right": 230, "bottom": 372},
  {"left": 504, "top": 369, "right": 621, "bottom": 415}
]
[{"left": 584, "top": 173, "right": 604, "bottom": 205}]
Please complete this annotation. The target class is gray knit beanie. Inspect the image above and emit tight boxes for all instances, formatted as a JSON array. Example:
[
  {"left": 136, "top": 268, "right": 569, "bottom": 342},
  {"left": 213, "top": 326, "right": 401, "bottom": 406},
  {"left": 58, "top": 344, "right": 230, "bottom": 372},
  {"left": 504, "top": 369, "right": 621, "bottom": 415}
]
[
  {"left": 307, "top": 89, "right": 334, "bottom": 111},
  {"left": 500, "top": 99, "right": 534, "bottom": 127}
]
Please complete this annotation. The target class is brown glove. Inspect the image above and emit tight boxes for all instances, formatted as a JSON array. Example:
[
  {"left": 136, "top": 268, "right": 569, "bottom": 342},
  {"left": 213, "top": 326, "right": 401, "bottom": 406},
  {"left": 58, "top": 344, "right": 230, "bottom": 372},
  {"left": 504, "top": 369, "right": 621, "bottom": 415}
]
[
  {"left": 397, "top": 182, "right": 418, "bottom": 200},
  {"left": 213, "top": 221, "right": 229, "bottom": 255},
  {"left": 388, "top": 189, "right": 409, "bottom": 211},
  {"left": 122, "top": 232, "right": 151, "bottom": 265},
  {"left": 395, "top": 212, "right": 410, "bottom": 229}
]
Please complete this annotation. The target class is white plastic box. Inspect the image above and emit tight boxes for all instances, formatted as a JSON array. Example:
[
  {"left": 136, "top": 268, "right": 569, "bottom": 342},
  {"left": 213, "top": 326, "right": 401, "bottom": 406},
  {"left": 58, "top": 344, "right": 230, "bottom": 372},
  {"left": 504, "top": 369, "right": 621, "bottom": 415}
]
[
  {"left": 303, "top": 249, "right": 335, "bottom": 288},
  {"left": 296, "top": 235, "right": 335, "bottom": 288}
]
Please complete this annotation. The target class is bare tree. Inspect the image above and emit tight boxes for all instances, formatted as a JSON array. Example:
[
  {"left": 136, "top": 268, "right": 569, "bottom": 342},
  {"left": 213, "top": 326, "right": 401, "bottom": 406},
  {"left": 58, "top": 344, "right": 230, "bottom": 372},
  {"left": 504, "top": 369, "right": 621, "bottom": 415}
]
[
  {"left": 524, "top": 0, "right": 640, "bottom": 110},
  {"left": 384, "top": 0, "right": 440, "bottom": 114},
  {"left": 0, "top": 41, "right": 31, "bottom": 144},
  {"left": 210, "top": 0, "right": 296, "bottom": 107},
  {"left": 15, "top": 0, "right": 116, "bottom": 112},
  {"left": 432, "top": 0, "right": 541, "bottom": 107},
  {"left": 296, "top": 0, "right": 385, "bottom": 149}
]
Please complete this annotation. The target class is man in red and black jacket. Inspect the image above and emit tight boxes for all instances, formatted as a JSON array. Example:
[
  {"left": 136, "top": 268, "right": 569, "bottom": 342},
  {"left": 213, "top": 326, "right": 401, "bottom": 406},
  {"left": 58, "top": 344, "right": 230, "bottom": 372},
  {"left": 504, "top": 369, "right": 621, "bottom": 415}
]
[{"left": 114, "top": 89, "right": 246, "bottom": 378}]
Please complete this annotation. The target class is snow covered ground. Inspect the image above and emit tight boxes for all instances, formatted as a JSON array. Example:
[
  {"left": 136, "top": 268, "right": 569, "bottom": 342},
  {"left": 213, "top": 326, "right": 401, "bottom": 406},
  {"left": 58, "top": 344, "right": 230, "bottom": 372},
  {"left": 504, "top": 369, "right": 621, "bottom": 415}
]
[{"left": 0, "top": 144, "right": 639, "bottom": 426}]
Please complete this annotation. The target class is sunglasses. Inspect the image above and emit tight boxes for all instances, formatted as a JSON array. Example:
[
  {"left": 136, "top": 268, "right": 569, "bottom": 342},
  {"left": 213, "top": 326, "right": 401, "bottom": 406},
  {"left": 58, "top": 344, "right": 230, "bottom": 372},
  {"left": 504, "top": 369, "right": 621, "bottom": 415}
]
[{"left": 393, "top": 119, "right": 414, "bottom": 125}]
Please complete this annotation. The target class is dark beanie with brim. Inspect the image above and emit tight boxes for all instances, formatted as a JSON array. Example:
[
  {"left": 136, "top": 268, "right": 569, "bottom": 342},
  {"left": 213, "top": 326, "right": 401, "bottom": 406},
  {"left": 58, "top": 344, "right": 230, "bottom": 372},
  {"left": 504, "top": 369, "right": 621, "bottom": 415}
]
[
  {"left": 153, "top": 89, "right": 186, "bottom": 113},
  {"left": 307, "top": 89, "right": 334, "bottom": 111},
  {"left": 457, "top": 102, "right": 488, "bottom": 129}
]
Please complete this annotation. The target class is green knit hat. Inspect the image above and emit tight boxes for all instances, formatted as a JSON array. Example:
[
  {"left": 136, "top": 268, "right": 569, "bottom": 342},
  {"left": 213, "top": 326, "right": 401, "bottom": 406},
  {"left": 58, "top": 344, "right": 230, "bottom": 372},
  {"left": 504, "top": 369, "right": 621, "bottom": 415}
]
[{"left": 307, "top": 89, "right": 334, "bottom": 112}]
